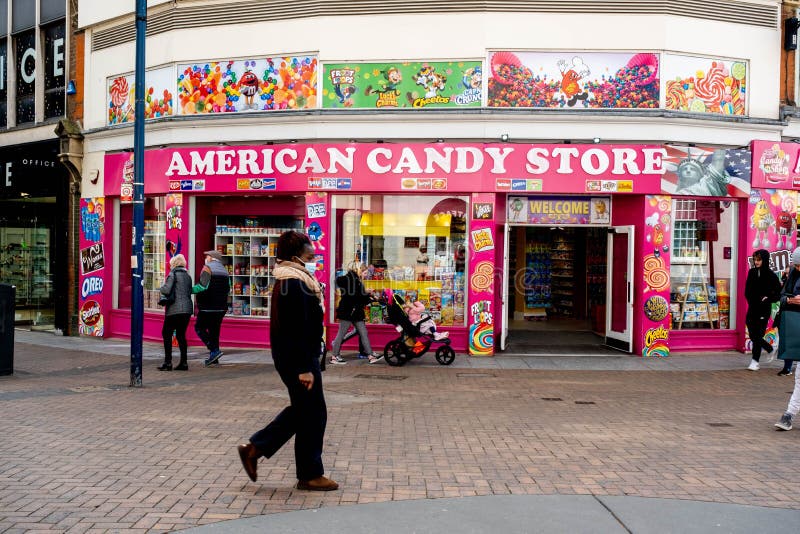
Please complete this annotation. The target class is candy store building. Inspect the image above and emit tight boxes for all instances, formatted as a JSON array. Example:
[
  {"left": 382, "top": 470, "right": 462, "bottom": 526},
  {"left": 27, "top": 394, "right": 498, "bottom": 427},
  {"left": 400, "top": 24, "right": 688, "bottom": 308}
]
[{"left": 77, "top": 1, "right": 783, "bottom": 356}]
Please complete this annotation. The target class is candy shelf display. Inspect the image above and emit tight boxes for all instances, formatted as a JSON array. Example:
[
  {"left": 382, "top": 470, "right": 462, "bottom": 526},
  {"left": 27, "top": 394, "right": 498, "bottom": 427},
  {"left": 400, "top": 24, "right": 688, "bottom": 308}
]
[
  {"left": 142, "top": 218, "right": 166, "bottom": 310},
  {"left": 671, "top": 262, "right": 719, "bottom": 329},
  {"left": 524, "top": 240, "right": 551, "bottom": 319},
  {"left": 550, "top": 231, "right": 575, "bottom": 317},
  {"left": 586, "top": 229, "right": 607, "bottom": 332}
]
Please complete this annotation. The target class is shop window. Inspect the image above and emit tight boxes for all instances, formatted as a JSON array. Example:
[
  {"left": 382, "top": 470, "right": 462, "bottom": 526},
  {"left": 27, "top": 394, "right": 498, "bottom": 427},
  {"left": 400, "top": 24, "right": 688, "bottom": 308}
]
[
  {"left": 118, "top": 197, "right": 166, "bottom": 310},
  {"left": 213, "top": 215, "right": 304, "bottom": 318},
  {"left": 333, "top": 195, "right": 468, "bottom": 328},
  {"left": 670, "top": 199, "right": 737, "bottom": 330}
]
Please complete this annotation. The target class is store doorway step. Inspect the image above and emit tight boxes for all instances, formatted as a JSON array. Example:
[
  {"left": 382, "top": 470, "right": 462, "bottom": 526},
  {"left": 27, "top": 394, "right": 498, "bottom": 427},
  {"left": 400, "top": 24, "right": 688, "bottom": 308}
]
[{"left": 502, "top": 319, "right": 617, "bottom": 356}]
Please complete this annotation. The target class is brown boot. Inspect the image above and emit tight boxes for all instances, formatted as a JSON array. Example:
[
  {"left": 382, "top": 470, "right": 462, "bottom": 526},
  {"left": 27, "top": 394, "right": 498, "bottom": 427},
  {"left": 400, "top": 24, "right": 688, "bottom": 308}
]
[
  {"left": 237, "top": 443, "right": 259, "bottom": 482},
  {"left": 296, "top": 476, "right": 339, "bottom": 491}
]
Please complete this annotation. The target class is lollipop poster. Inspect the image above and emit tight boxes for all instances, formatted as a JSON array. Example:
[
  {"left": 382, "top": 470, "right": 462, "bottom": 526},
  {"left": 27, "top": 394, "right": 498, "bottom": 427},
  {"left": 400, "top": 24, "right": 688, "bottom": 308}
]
[
  {"left": 176, "top": 56, "right": 317, "bottom": 114},
  {"left": 322, "top": 61, "right": 482, "bottom": 109},
  {"left": 487, "top": 51, "right": 660, "bottom": 109},
  {"left": 662, "top": 54, "right": 747, "bottom": 115},
  {"left": 107, "top": 66, "right": 175, "bottom": 125}
]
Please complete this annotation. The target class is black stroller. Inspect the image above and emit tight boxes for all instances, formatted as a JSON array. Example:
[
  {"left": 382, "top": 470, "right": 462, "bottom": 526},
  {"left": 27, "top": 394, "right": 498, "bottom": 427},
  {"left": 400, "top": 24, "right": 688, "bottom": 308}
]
[{"left": 382, "top": 291, "right": 455, "bottom": 366}]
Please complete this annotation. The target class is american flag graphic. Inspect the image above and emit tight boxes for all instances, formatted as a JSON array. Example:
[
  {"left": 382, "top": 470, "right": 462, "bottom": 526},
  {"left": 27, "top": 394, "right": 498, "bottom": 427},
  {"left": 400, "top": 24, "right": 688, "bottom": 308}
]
[{"left": 661, "top": 145, "right": 752, "bottom": 197}]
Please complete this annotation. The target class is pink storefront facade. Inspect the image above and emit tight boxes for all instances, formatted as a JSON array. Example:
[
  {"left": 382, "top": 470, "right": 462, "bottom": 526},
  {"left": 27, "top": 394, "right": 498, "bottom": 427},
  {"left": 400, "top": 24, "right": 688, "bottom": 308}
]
[{"left": 79, "top": 141, "right": 773, "bottom": 357}]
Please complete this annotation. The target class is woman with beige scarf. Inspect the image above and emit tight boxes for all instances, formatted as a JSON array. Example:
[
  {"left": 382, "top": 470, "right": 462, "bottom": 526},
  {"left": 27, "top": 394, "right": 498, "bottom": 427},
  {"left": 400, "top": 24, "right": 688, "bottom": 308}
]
[{"left": 237, "top": 231, "right": 338, "bottom": 491}]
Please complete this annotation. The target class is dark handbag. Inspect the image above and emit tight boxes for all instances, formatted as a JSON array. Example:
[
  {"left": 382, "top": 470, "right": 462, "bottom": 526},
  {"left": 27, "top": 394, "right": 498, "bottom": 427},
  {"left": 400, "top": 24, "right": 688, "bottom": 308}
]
[{"left": 158, "top": 276, "right": 176, "bottom": 307}]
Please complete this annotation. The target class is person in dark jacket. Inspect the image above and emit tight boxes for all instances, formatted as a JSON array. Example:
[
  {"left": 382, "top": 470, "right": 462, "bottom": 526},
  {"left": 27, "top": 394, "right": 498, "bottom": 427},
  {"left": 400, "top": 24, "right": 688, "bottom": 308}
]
[
  {"left": 192, "top": 249, "right": 230, "bottom": 366},
  {"left": 158, "top": 254, "right": 194, "bottom": 371},
  {"left": 744, "top": 249, "right": 781, "bottom": 371},
  {"left": 236, "top": 231, "right": 338, "bottom": 491},
  {"left": 329, "top": 267, "right": 382, "bottom": 364},
  {"left": 774, "top": 247, "right": 800, "bottom": 430}
]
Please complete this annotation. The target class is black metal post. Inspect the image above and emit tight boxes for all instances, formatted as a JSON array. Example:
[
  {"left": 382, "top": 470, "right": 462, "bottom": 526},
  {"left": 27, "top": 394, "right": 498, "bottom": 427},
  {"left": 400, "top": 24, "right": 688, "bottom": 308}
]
[{"left": 130, "top": 0, "right": 147, "bottom": 387}]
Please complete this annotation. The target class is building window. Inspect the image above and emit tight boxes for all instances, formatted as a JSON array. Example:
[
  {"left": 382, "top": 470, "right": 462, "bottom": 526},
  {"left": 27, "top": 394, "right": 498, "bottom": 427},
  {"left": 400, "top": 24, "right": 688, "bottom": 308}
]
[
  {"left": 42, "top": 20, "right": 65, "bottom": 119},
  {"left": 333, "top": 195, "right": 468, "bottom": 328},
  {"left": 13, "top": 29, "right": 35, "bottom": 124},
  {"left": 670, "top": 199, "right": 737, "bottom": 330}
]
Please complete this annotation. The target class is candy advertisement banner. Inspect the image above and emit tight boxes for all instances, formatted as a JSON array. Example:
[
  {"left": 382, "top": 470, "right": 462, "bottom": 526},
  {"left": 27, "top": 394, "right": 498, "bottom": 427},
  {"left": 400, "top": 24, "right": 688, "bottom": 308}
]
[
  {"left": 642, "top": 195, "right": 671, "bottom": 357},
  {"left": 322, "top": 61, "right": 482, "bottom": 109},
  {"left": 305, "top": 192, "right": 330, "bottom": 306},
  {"left": 107, "top": 66, "right": 174, "bottom": 125},
  {"left": 79, "top": 198, "right": 106, "bottom": 337},
  {"left": 660, "top": 145, "right": 751, "bottom": 198},
  {"left": 104, "top": 143, "right": 668, "bottom": 196},
  {"left": 487, "top": 51, "right": 660, "bottom": 109},
  {"left": 468, "top": 193, "right": 495, "bottom": 356},
  {"left": 176, "top": 56, "right": 317, "bottom": 114},
  {"left": 744, "top": 189, "right": 798, "bottom": 353},
  {"left": 662, "top": 54, "right": 747, "bottom": 115},
  {"left": 165, "top": 193, "right": 187, "bottom": 276},
  {"left": 752, "top": 141, "right": 800, "bottom": 190},
  {"left": 507, "top": 196, "right": 611, "bottom": 225}
]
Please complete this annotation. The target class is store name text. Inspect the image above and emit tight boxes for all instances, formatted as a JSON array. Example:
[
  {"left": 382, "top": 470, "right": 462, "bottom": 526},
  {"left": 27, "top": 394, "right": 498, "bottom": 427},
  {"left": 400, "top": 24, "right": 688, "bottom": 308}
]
[{"left": 163, "top": 146, "right": 667, "bottom": 178}]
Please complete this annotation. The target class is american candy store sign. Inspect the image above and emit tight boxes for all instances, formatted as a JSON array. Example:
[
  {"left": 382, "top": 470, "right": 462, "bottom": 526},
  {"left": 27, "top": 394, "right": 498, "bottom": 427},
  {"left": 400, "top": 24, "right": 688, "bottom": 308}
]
[{"left": 105, "top": 143, "right": 668, "bottom": 195}]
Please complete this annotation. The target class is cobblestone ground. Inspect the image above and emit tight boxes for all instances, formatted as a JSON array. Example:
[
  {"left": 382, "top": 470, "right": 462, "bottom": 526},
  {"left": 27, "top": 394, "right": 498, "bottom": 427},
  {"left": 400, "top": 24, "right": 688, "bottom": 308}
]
[{"left": 1, "top": 342, "right": 799, "bottom": 532}]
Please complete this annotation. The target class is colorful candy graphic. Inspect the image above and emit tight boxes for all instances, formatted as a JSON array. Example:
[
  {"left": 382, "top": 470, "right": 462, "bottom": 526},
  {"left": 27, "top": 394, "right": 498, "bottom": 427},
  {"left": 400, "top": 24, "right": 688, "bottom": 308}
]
[
  {"left": 642, "top": 341, "right": 669, "bottom": 358},
  {"left": 469, "top": 322, "right": 493, "bottom": 355},
  {"left": 644, "top": 295, "right": 669, "bottom": 322},
  {"left": 488, "top": 51, "right": 659, "bottom": 109},
  {"left": 643, "top": 254, "right": 669, "bottom": 292},
  {"left": 665, "top": 60, "right": 746, "bottom": 116},
  {"left": 470, "top": 261, "right": 494, "bottom": 293},
  {"left": 110, "top": 76, "right": 129, "bottom": 107}
]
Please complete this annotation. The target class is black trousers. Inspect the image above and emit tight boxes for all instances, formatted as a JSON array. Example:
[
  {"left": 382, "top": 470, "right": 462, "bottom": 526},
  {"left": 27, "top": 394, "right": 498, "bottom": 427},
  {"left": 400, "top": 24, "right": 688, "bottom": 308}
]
[
  {"left": 249, "top": 364, "right": 326, "bottom": 481},
  {"left": 162, "top": 313, "right": 191, "bottom": 364},
  {"left": 746, "top": 315, "right": 771, "bottom": 361},
  {"left": 194, "top": 311, "right": 226, "bottom": 352}
]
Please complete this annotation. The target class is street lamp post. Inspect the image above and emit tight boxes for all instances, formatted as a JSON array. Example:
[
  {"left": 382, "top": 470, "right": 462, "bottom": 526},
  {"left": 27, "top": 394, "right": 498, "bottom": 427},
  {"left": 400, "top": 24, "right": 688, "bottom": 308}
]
[{"left": 130, "top": 0, "right": 147, "bottom": 387}]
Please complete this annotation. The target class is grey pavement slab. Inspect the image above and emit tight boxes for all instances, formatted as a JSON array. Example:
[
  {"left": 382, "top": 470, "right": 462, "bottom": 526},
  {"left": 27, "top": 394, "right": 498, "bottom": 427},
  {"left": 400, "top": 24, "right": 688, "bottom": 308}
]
[{"left": 179, "top": 494, "right": 800, "bottom": 533}]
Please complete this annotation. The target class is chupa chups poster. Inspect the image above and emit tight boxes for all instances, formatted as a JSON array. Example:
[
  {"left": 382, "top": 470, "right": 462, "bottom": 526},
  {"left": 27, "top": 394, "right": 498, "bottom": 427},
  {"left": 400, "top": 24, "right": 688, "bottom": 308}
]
[
  {"left": 744, "top": 189, "right": 797, "bottom": 353},
  {"left": 322, "top": 61, "right": 482, "bottom": 109},
  {"left": 305, "top": 192, "right": 330, "bottom": 306},
  {"left": 660, "top": 145, "right": 752, "bottom": 198},
  {"left": 487, "top": 51, "right": 660, "bottom": 109},
  {"left": 107, "top": 66, "right": 174, "bottom": 125},
  {"left": 79, "top": 198, "right": 106, "bottom": 337},
  {"left": 663, "top": 54, "right": 747, "bottom": 115},
  {"left": 176, "top": 56, "right": 317, "bottom": 114}
]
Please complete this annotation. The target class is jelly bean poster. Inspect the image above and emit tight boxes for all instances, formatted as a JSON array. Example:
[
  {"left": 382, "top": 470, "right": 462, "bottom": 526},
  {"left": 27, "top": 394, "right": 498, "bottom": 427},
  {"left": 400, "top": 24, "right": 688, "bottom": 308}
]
[
  {"left": 107, "top": 66, "right": 175, "bottom": 125},
  {"left": 468, "top": 193, "right": 495, "bottom": 355},
  {"left": 165, "top": 193, "right": 188, "bottom": 277},
  {"left": 660, "top": 145, "right": 752, "bottom": 198},
  {"left": 642, "top": 195, "right": 671, "bottom": 357},
  {"left": 322, "top": 61, "right": 482, "bottom": 109},
  {"left": 79, "top": 197, "right": 106, "bottom": 337},
  {"left": 176, "top": 56, "right": 317, "bottom": 114},
  {"left": 744, "top": 189, "right": 797, "bottom": 353},
  {"left": 662, "top": 54, "right": 747, "bottom": 115},
  {"left": 487, "top": 51, "right": 660, "bottom": 109}
]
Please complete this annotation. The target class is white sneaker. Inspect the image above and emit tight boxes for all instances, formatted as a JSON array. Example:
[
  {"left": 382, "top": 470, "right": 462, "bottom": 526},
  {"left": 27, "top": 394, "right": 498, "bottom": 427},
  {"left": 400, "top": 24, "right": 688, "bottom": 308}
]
[
  {"left": 329, "top": 356, "right": 347, "bottom": 365},
  {"left": 748, "top": 359, "right": 760, "bottom": 371}
]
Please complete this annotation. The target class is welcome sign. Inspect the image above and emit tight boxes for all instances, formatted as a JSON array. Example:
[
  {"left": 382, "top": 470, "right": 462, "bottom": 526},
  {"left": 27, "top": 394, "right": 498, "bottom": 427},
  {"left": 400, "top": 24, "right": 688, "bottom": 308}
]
[{"left": 507, "top": 196, "right": 611, "bottom": 225}]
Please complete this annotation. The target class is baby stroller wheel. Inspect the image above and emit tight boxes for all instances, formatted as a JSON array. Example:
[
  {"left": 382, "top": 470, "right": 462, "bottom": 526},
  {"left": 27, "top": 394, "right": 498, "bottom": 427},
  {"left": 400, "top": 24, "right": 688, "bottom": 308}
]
[
  {"left": 384, "top": 340, "right": 408, "bottom": 367},
  {"left": 435, "top": 345, "right": 455, "bottom": 365}
]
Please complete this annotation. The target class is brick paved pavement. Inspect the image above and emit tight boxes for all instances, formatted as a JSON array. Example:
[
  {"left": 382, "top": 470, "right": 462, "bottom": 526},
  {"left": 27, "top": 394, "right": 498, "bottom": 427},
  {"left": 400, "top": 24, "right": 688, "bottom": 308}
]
[{"left": 1, "top": 334, "right": 800, "bottom": 532}]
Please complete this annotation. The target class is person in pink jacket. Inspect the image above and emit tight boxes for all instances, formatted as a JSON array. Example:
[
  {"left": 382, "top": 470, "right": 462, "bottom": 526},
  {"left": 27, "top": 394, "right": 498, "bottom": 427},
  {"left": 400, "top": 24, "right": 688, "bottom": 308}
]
[{"left": 405, "top": 300, "right": 448, "bottom": 340}]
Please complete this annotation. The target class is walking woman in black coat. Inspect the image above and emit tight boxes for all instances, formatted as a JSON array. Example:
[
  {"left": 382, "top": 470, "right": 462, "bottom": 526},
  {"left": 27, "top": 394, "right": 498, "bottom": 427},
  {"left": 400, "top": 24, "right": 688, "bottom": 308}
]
[
  {"left": 745, "top": 249, "right": 781, "bottom": 371},
  {"left": 236, "top": 231, "right": 338, "bottom": 491},
  {"left": 158, "top": 254, "right": 193, "bottom": 371}
]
